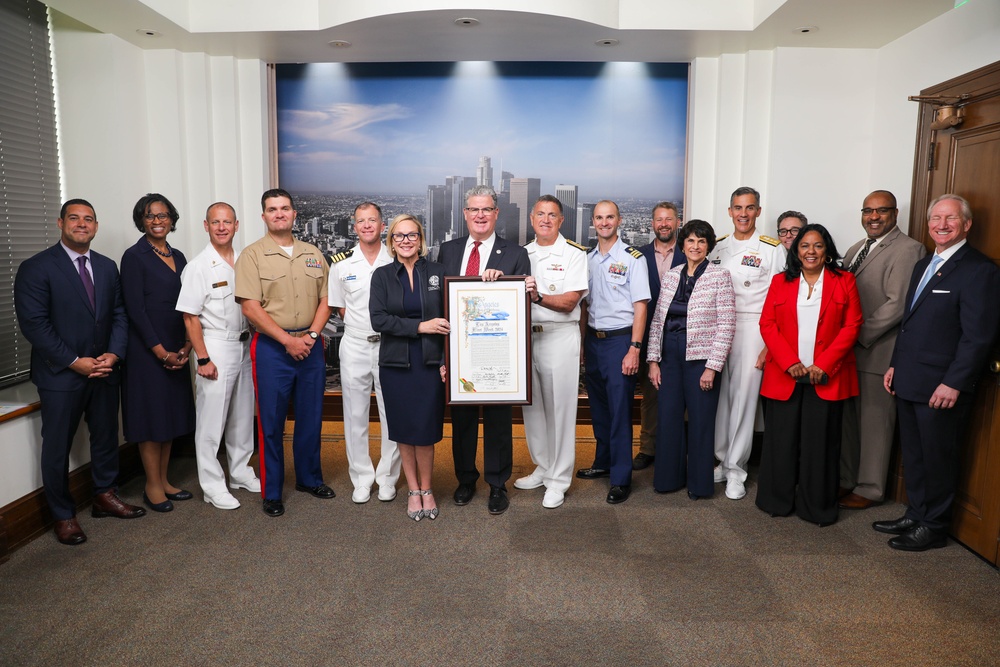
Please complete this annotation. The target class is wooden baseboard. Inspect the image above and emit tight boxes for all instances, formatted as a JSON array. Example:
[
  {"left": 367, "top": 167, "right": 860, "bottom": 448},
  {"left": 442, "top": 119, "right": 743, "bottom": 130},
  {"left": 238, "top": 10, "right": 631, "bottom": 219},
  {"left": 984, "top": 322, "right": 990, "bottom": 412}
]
[{"left": 0, "top": 443, "right": 142, "bottom": 563}]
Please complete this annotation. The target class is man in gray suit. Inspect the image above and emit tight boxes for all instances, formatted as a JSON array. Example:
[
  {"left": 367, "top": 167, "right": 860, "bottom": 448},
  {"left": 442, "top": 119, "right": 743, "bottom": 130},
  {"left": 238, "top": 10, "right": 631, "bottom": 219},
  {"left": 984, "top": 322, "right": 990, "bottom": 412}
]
[{"left": 839, "top": 190, "right": 926, "bottom": 510}]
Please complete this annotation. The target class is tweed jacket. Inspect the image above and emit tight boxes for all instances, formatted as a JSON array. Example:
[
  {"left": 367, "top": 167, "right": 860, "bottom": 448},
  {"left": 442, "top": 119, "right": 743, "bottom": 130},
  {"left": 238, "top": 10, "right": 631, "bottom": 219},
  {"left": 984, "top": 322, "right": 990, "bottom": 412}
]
[{"left": 646, "top": 263, "right": 736, "bottom": 372}]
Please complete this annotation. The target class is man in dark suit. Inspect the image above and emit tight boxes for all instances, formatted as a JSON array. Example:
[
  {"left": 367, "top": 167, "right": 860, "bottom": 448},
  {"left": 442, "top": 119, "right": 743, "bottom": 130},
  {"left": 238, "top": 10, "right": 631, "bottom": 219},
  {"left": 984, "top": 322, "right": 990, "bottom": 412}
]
[
  {"left": 878, "top": 194, "right": 1000, "bottom": 551},
  {"left": 14, "top": 199, "right": 146, "bottom": 546},
  {"left": 633, "top": 201, "right": 685, "bottom": 471},
  {"left": 438, "top": 185, "right": 531, "bottom": 515},
  {"left": 839, "top": 190, "right": 925, "bottom": 510}
]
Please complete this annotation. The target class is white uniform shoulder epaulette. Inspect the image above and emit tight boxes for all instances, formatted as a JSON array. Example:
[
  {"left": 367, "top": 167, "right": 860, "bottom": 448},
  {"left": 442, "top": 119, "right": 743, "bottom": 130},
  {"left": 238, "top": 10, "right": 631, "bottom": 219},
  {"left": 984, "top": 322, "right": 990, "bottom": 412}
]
[
  {"left": 625, "top": 246, "right": 643, "bottom": 259},
  {"left": 566, "top": 240, "right": 589, "bottom": 252},
  {"left": 328, "top": 248, "right": 354, "bottom": 265},
  {"left": 717, "top": 233, "right": 731, "bottom": 242},
  {"left": 759, "top": 235, "right": 780, "bottom": 247}
]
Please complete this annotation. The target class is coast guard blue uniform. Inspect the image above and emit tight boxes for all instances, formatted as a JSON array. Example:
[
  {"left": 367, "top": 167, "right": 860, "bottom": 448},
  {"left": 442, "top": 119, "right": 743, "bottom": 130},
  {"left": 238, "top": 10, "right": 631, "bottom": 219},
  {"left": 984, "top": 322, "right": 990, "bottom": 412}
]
[{"left": 584, "top": 238, "right": 650, "bottom": 488}]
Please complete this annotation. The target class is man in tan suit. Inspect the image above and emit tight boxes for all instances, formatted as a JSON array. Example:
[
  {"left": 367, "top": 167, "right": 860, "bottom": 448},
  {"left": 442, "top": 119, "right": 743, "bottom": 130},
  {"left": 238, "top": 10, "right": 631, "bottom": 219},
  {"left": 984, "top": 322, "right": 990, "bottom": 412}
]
[{"left": 839, "top": 190, "right": 926, "bottom": 509}]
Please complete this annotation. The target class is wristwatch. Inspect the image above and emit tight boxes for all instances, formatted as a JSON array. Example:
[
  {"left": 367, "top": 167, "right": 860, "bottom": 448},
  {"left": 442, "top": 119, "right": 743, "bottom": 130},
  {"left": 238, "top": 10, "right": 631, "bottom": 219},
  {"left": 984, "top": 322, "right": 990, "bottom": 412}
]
[
  {"left": 197, "top": 357, "right": 211, "bottom": 366},
  {"left": 630, "top": 341, "right": 642, "bottom": 349},
  {"left": 306, "top": 331, "right": 319, "bottom": 340},
  {"left": 532, "top": 292, "right": 543, "bottom": 305}
]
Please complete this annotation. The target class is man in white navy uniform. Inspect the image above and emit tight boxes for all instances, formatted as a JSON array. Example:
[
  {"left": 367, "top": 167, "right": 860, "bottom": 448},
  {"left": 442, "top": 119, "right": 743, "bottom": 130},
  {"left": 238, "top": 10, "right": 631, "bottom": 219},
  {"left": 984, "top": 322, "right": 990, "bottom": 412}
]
[
  {"left": 177, "top": 202, "right": 261, "bottom": 510},
  {"left": 327, "top": 202, "right": 400, "bottom": 504},
  {"left": 708, "top": 186, "right": 786, "bottom": 500},
  {"left": 514, "top": 195, "right": 589, "bottom": 509},
  {"left": 576, "top": 200, "right": 650, "bottom": 504}
]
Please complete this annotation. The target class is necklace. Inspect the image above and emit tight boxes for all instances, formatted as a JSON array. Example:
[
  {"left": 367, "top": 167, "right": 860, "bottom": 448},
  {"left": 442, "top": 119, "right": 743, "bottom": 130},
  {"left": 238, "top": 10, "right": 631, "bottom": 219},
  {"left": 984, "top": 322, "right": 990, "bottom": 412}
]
[{"left": 147, "top": 238, "right": 173, "bottom": 257}]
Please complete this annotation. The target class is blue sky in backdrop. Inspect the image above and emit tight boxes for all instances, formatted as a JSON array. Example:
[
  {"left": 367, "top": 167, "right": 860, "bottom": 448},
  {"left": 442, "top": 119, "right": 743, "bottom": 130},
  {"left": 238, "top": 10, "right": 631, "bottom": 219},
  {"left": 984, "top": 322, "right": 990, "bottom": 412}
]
[{"left": 276, "top": 62, "right": 688, "bottom": 201}]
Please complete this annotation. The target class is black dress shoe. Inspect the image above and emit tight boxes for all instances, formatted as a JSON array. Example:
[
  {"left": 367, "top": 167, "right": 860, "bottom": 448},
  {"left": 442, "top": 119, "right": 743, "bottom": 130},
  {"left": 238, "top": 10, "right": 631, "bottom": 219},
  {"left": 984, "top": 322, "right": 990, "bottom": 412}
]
[
  {"left": 607, "top": 485, "right": 631, "bottom": 504},
  {"left": 142, "top": 492, "right": 174, "bottom": 513},
  {"left": 888, "top": 526, "right": 947, "bottom": 552},
  {"left": 262, "top": 499, "right": 285, "bottom": 517},
  {"left": 576, "top": 467, "right": 611, "bottom": 479},
  {"left": 165, "top": 489, "right": 193, "bottom": 501},
  {"left": 632, "top": 453, "right": 655, "bottom": 471},
  {"left": 872, "top": 516, "right": 919, "bottom": 535},
  {"left": 488, "top": 486, "right": 509, "bottom": 515},
  {"left": 53, "top": 518, "right": 87, "bottom": 546},
  {"left": 295, "top": 483, "right": 335, "bottom": 499},
  {"left": 453, "top": 483, "right": 476, "bottom": 506}
]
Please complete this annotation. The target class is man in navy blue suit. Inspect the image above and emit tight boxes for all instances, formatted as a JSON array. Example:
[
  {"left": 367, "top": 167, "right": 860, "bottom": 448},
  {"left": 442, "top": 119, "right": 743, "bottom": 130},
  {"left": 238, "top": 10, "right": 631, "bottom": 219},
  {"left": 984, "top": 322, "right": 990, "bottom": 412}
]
[
  {"left": 438, "top": 185, "right": 531, "bottom": 515},
  {"left": 14, "top": 199, "right": 146, "bottom": 546},
  {"left": 634, "top": 201, "right": 686, "bottom": 471},
  {"left": 877, "top": 194, "right": 1000, "bottom": 551}
]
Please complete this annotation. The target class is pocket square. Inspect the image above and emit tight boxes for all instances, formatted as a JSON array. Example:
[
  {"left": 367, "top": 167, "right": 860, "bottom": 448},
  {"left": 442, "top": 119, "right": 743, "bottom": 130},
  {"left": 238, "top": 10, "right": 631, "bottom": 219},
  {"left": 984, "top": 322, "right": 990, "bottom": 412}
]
[{"left": 931, "top": 289, "right": 950, "bottom": 293}]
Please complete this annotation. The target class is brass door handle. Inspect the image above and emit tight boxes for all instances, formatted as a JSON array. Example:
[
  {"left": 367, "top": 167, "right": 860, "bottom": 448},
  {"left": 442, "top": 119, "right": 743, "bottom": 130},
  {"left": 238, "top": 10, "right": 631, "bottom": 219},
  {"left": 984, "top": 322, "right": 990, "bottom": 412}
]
[{"left": 991, "top": 360, "right": 1000, "bottom": 374}]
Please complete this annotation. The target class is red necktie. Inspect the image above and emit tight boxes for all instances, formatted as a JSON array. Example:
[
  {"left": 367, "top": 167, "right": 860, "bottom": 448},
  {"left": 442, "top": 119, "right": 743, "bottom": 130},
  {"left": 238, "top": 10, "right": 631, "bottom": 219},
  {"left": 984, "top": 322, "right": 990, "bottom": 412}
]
[{"left": 465, "top": 241, "right": 482, "bottom": 276}]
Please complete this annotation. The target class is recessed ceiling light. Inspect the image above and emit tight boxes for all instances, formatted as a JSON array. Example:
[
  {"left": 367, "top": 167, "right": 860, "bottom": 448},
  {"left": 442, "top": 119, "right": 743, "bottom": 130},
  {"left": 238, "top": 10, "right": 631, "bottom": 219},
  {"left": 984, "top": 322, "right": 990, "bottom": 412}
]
[
  {"left": 328, "top": 40, "right": 352, "bottom": 48},
  {"left": 454, "top": 17, "right": 480, "bottom": 27},
  {"left": 135, "top": 28, "right": 161, "bottom": 38},
  {"left": 793, "top": 26, "right": 819, "bottom": 34},
  {"left": 596, "top": 38, "right": 620, "bottom": 47}
]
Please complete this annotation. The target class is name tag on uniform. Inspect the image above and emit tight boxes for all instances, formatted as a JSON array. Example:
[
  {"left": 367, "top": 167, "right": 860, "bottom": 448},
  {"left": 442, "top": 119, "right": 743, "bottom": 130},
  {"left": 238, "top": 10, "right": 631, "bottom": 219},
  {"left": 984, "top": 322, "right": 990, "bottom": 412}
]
[
  {"left": 212, "top": 281, "right": 228, "bottom": 288},
  {"left": 343, "top": 274, "right": 357, "bottom": 281}
]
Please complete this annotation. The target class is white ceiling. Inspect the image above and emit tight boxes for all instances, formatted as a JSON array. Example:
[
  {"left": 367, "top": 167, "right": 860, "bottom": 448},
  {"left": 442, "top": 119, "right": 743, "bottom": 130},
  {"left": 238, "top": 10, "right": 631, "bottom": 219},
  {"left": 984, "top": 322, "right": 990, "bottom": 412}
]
[{"left": 43, "top": 0, "right": 957, "bottom": 62}]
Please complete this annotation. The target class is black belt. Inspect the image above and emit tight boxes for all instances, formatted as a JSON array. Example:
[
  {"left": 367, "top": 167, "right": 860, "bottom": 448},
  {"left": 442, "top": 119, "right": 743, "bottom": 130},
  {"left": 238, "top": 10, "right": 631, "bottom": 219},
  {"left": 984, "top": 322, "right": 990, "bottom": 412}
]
[
  {"left": 587, "top": 326, "right": 631, "bottom": 339},
  {"left": 367, "top": 334, "right": 381, "bottom": 343}
]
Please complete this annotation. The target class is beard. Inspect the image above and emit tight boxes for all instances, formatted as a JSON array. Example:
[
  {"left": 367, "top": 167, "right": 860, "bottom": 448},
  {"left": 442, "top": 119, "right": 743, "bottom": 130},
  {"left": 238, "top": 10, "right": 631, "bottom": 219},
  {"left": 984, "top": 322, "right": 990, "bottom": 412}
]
[{"left": 655, "top": 229, "right": 676, "bottom": 244}]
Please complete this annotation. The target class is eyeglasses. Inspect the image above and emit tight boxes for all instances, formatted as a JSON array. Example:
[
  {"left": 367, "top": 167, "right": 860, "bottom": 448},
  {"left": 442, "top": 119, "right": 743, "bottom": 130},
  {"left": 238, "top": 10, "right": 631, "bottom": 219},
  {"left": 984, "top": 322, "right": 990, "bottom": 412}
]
[
  {"left": 777, "top": 228, "right": 802, "bottom": 237},
  {"left": 144, "top": 213, "right": 171, "bottom": 222},
  {"left": 861, "top": 207, "right": 894, "bottom": 216},
  {"left": 391, "top": 232, "right": 420, "bottom": 242},
  {"left": 464, "top": 207, "right": 497, "bottom": 215}
]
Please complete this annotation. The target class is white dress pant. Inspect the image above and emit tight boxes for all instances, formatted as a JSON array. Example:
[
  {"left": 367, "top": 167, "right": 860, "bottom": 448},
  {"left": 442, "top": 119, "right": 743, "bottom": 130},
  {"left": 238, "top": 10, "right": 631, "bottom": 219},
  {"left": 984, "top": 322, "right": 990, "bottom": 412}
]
[
  {"left": 714, "top": 314, "right": 764, "bottom": 483},
  {"left": 339, "top": 331, "right": 400, "bottom": 492},
  {"left": 522, "top": 322, "right": 580, "bottom": 494},
  {"left": 195, "top": 335, "right": 257, "bottom": 497}
]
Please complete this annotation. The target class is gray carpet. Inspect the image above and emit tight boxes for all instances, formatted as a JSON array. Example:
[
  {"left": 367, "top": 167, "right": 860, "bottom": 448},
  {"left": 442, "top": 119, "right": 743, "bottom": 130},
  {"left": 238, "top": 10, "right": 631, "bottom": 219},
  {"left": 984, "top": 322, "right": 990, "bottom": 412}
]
[{"left": 1, "top": 427, "right": 998, "bottom": 666}]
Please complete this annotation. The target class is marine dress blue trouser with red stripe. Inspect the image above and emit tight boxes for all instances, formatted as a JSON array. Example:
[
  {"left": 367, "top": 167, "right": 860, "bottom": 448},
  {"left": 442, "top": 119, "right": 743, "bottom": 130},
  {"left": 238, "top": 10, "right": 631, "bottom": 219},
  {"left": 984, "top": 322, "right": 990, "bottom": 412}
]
[{"left": 250, "top": 331, "right": 325, "bottom": 500}]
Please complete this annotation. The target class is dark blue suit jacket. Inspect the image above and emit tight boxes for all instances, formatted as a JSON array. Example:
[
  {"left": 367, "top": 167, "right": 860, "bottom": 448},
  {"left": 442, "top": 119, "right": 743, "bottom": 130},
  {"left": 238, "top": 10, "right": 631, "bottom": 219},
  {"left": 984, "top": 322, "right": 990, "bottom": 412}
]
[
  {"left": 14, "top": 243, "right": 128, "bottom": 391},
  {"left": 438, "top": 233, "right": 531, "bottom": 279},
  {"left": 891, "top": 243, "right": 1000, "bottom": 402},
  {"left": 638, "top": 242, "right": 685, "bottom": 347}
]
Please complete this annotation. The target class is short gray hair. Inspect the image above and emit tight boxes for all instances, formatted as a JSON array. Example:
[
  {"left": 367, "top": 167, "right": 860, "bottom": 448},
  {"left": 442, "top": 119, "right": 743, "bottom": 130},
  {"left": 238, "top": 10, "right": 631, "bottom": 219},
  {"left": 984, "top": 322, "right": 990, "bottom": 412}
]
[
  {"left": 927, "top": 193, "right": 972, "bottom": 222},
  {"left": 464, "top": 185, "right": 498, "bottom": 207}
]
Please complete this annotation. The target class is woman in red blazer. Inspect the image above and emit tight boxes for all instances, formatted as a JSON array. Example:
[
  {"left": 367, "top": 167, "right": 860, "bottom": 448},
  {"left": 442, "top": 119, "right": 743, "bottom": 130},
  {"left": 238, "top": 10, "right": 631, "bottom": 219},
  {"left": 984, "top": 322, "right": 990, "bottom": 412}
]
[{"left": 756, "top": 224, "right": 863, "bottom": 526}]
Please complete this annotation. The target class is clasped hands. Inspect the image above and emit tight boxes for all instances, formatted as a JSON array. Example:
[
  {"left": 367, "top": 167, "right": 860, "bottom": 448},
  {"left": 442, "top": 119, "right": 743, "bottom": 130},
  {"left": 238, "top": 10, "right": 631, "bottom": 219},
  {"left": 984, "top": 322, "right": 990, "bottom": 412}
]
[{"left": 786, "top": 362, "right": 826, "bottom": 384}]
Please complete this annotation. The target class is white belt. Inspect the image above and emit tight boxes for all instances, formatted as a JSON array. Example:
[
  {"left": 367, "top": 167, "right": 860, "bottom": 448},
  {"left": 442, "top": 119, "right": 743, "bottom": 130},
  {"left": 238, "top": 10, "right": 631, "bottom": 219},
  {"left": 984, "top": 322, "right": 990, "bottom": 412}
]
[
  {"left": 343, "top": 326, "right": 381, "bottom": 343},
  {"left": 203, "top": 329, "right": 250, "bottom": 341},
  {"left": 531, "top": 321, "right": 579, "bottom": 333}
]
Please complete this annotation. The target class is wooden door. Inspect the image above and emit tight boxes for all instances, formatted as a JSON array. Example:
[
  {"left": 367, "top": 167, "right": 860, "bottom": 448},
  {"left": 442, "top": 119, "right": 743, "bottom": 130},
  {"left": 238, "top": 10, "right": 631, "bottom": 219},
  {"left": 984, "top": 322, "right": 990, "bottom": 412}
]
[{"left": 910, "top": 59, "right": 1000, "bottom": 564}]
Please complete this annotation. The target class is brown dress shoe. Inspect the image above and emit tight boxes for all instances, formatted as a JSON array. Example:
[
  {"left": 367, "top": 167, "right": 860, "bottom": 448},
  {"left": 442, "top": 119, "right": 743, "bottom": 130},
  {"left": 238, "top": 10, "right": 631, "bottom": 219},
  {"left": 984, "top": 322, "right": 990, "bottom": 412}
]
[
  {"left": 91, "top": 490, "right": 146, "bottom": 519},
  {"left": 53, "top": 518, "right": 87, "bottom": 545},
  {"left": 838, "top": 492, "right": 879, "bottom": 510}
]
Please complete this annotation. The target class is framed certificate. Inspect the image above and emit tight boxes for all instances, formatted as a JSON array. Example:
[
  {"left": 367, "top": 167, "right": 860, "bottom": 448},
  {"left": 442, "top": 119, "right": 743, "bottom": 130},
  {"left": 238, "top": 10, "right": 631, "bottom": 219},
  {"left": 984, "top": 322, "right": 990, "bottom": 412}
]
[{"left": 444, "top": 277, "right": 531, "bottom": 405}]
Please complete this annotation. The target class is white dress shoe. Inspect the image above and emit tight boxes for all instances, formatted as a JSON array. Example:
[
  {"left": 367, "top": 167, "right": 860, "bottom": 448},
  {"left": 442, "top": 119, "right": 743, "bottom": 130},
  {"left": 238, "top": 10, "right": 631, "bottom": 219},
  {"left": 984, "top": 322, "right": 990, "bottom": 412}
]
[
  {"left": 725, "top": 477, "right": 746, "bottom": 500},
  {"left": 230, "top": 477, "right": 261, "bottom": 493},
  {"left": 542, "top": 490, "right": 564, "bottom": 509},
  {"left": 514, "top": 473, "right": 544, "bottom": 490},
  {"left": 377, "top": 485, "right": 397, "bottom": 502},
  {"left": 352, "top": 487, "right": 371, "bottom": 504},
  {"left": 205, "top": 492, "right": 241, "bottom": 510},
  {"left": 713, "top": 466, "right": 726, "bottom": 484}
]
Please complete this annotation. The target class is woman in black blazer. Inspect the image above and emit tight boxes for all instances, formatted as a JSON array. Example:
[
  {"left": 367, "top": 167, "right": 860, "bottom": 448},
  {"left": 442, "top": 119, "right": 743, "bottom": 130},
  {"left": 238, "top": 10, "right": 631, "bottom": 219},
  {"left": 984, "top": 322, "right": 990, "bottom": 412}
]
[{"left": 370, "top": 215, "right": 450, "bottom": 522}]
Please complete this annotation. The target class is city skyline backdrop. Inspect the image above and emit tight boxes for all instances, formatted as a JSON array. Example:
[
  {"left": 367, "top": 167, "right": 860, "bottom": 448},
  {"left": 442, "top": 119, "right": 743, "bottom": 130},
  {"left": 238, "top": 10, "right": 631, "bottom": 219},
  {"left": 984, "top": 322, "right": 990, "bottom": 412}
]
[{"left": 276, "top": 62, "right": 688, "bottom": 201}]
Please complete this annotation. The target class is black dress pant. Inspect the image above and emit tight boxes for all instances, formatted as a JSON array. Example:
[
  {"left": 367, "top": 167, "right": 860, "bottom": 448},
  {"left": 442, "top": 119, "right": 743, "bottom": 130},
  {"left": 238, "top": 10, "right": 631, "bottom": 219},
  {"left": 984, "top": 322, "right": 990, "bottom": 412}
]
[
  {"left": 756, "top": 384, "right": 843, "bottom": 525},
  {"left": 450, "top": 404, "right": 513, "bottom": 488}
]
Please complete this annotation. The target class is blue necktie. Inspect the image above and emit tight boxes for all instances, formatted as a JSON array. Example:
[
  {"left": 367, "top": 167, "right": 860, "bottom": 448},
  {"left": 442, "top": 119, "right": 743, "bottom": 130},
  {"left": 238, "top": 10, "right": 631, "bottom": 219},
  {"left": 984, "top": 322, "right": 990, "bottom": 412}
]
[{"left": 911, "top": 254, "right": 942, "bottom": 308}]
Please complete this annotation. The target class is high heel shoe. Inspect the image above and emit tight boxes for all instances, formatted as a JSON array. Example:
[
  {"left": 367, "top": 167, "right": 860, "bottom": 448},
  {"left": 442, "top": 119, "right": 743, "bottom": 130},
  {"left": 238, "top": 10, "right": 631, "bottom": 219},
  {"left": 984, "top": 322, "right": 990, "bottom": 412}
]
[
  {"left": 406, "top": 490, "right": 423, "bottom": 522},
  {"left": 420, "top": 489, "right": 439, "bottom": 520},
  {"left": 143, "top": 492, "right": 174, "bottom": 513}
]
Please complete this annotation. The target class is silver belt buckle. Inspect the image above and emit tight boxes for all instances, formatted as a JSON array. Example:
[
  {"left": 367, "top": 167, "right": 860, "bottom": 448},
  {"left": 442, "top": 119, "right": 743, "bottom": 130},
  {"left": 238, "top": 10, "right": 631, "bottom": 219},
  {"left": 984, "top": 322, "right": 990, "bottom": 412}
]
[{"left": 367, "top": 334, "right": 381, "bottom": 343}]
